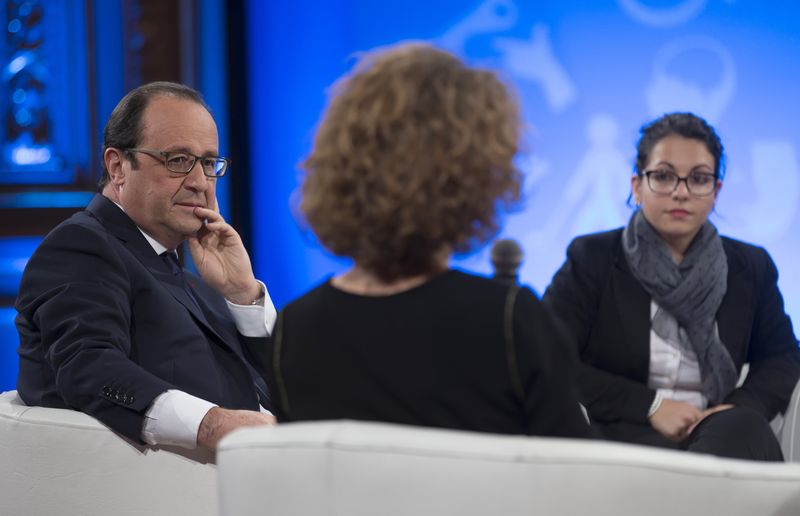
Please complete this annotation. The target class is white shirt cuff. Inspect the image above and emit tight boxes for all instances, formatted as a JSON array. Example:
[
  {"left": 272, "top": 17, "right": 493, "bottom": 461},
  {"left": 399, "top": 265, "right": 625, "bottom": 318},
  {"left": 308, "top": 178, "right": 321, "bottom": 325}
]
[
  {"left": 141, "top": 390, "right": 217, "bottom": 448},
  {"left": 226, "top": 280, "right": 277, "bottom": 337},
  {"left": 648, "top": 390, "right": 665, "bottom": 418}
]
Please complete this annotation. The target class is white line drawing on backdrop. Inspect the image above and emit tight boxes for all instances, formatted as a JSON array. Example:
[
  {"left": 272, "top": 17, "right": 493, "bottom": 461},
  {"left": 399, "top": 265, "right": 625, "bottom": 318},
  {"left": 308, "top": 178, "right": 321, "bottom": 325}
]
[
  {"left": 494, "top": 24, "right": 578, "bottom": 112},
  {"left": 439, "top": 0, "right": 517, "bottom": 54},
  {"left": 645, "top": 36, "right": 736, "bottom": 125},
  {"left": 618, "top": 0, "right": 708, "bottom": 28},
  {"left": 517, "top": 153, "right": 551, "bottom": 200},
  {"left": 523, "top": 114, "right": 630, "bottom": 247},
  {"left": 738, "top": 142, "right": 800, "bottom": 242},
  {"left": 496, "top": 115, "right": 631, "bottom": 291}
]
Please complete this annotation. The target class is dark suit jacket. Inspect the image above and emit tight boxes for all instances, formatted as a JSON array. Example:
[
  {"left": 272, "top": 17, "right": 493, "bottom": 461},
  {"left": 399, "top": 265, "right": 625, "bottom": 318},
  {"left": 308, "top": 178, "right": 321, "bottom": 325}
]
[
  {"left": 543, "top": 228, "right": 800, "bottom": 428},
  {"left": 15, "top": 194, "right": 265, "bottom": 442}
]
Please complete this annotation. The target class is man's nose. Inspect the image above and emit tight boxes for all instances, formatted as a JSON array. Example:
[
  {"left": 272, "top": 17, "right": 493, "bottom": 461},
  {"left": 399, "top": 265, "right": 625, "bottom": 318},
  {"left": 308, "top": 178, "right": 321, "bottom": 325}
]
[{"left": 182, "top": 161, "right": 210, "bottom": 191}]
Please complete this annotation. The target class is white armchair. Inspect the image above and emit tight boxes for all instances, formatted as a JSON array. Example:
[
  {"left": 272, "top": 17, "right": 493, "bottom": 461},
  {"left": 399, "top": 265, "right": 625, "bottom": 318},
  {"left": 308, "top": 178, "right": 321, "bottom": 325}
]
[
  {"left": 776, "top": 379, "right": 800, "bottom": 462},
  {"left": 0, "top": 390, "right": 217, "bottom": 516},
  {"left": 3, "top": 375, "right": 799, "bottom": 516}
]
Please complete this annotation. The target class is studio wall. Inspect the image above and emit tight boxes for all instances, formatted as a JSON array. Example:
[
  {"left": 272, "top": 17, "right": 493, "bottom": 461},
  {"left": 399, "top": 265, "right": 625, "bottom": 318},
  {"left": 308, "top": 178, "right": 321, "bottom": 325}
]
[{"left": 246, "top": 0, "right": 800, "bottom": 338}]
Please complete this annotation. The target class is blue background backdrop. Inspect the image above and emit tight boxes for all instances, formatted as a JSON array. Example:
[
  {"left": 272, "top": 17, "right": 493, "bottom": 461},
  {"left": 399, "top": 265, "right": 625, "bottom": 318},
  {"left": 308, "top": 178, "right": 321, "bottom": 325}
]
[{"left": 247, "top": 0, "right": 800, "bottom": 316}]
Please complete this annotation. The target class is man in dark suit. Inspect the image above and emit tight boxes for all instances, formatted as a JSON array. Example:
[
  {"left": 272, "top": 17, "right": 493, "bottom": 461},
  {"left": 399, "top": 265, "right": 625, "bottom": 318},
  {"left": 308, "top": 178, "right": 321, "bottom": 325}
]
[{"left": 16, "top": 82, "right": 275, "bottom": 449}]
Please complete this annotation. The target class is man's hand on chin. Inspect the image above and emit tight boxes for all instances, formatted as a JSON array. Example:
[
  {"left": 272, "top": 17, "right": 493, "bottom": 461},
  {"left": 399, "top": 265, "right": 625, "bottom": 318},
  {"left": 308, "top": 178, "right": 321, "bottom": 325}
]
[
  {"left": 187, "top": 204, "right": 260, "bottom": 303},
  {"left": 197, "top": 407, "right": 277, "bottom": 450}
]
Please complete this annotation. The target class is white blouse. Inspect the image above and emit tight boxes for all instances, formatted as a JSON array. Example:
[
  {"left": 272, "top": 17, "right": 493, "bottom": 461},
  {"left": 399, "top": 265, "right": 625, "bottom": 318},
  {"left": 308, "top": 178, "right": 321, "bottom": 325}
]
[{"left": 648, "top": 301, "right": 709, "bottom": 411}]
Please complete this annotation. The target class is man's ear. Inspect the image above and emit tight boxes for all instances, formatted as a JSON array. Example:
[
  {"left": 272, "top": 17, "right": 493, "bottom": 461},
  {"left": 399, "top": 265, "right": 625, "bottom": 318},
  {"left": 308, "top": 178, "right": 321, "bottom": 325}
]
[{"left": 104, "top": 148, "right": 126, "bottom": 186}]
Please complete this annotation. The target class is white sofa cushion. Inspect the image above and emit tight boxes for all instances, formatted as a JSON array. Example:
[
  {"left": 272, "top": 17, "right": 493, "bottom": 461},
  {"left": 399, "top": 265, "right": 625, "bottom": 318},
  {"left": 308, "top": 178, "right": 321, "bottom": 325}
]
[{"left": 218, "top": 420, "right": 800, "bottom": 516}]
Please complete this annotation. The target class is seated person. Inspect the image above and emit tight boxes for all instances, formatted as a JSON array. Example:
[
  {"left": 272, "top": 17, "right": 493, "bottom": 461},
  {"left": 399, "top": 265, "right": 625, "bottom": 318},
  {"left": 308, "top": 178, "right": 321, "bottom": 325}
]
[
  {"left": 264, "top": 43, "right": 591, "bottom": 439},
  {"left": 16, "top": 82, "right": 276, "bottom": 450},
  {"left": 543, "top": 112, "right": 800, "bottom": 461}
]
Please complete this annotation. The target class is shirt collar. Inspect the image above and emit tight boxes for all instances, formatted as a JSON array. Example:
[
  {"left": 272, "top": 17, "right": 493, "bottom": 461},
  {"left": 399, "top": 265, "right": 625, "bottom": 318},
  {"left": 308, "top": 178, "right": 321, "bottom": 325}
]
[{"left": 112, "top": 201, "right": 171, "bottom": 255}]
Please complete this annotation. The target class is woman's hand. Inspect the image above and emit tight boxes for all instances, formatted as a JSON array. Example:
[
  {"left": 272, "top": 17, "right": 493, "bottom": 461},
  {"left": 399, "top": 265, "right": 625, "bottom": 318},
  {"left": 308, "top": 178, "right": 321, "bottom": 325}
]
[
  {"left": 686, "top": 403, "right": 735, "bottom": 435},
  {"left": 648, "top": 399, "right": 702, "bottom": 442}
]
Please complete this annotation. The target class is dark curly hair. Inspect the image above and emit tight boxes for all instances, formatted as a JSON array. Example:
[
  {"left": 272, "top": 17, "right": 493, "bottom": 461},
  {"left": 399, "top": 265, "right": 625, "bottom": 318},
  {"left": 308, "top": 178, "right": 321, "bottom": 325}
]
[
  {"left": 635, "top": 112, "right": 726, "bottom": 179},
  {"left": 299, "top": 43, "right": 522, "bottom": 281}
]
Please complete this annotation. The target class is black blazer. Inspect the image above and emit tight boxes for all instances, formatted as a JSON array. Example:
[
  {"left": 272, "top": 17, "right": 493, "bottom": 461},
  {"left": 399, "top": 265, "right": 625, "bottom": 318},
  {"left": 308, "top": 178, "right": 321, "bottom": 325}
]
[
  {"left": 15, "top": 195, "right": 265, "bottom": 442},
  {"left": 543, "top": 228, "right": 800, "bottom": 425}
]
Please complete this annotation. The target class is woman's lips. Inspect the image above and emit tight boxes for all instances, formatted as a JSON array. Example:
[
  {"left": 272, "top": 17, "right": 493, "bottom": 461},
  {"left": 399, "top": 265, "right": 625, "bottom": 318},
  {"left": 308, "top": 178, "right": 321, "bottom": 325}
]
[{"left": 668, "top": 209, "right": 690, "bottom": 219}]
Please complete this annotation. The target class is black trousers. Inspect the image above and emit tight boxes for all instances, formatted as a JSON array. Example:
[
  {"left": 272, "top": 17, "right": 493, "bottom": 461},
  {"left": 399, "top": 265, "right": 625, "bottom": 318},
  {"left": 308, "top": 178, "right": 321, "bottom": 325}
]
[{"left": 597, "top": 406, "right": 784, "bottom": 462}]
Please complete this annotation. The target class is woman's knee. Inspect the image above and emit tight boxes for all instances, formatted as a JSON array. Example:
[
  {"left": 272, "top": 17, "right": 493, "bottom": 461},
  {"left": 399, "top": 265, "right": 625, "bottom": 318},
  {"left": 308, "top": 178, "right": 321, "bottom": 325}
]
[{"left": 687, "top": 406, "right": 783, "bottom": 461}]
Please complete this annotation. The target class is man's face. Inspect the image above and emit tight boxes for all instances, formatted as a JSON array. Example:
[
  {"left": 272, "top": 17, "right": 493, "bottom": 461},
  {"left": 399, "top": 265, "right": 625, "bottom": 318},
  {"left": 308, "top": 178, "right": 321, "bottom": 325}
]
[{"left": 115, "top": 95, "right": 219, "bottom": 249}]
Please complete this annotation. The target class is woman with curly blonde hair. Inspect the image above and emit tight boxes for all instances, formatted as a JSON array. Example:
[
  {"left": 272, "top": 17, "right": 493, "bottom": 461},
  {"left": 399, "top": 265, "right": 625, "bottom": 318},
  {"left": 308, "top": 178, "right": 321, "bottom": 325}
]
[{"left": 265, "top": 42, "right": 591, "bottom": 438}]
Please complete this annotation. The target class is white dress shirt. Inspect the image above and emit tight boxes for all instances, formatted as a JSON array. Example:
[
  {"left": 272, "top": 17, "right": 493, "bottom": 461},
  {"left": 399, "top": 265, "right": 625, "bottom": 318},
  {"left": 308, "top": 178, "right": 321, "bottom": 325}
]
[
  {"left": 648, "top": 301, "right": 708, "bottom": 412},
  {"left": 135, "top": 228, "right": 276, "bottom": 448}
]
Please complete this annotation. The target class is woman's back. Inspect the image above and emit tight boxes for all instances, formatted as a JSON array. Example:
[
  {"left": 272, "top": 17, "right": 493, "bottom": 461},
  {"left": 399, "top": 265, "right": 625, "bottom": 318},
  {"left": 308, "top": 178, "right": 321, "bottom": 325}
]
[{"left": 267, "top": 270, "right": 590, "bottom": 438}]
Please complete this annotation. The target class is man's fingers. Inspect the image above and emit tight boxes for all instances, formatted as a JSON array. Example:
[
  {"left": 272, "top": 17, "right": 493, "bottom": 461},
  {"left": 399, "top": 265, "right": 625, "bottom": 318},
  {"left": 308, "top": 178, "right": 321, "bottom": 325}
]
[
  {"left": 200, "top": 220, "right": 226, "bottom": 233},
  {"left": 186, "top": 236, "right": 201, "bottom": 252},
  {"left": 194, "top": 206, "right": 223, "bottom": 222}
]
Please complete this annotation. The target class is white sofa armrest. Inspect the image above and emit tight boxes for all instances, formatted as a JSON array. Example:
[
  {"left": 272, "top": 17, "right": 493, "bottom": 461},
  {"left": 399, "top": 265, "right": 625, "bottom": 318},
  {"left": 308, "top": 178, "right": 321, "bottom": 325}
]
[
  {"left": 778, "top": 378, "right": 800, "bottom": 462},
  {"left": 0, "top": 390, "right": 218, "bottom": 516}
]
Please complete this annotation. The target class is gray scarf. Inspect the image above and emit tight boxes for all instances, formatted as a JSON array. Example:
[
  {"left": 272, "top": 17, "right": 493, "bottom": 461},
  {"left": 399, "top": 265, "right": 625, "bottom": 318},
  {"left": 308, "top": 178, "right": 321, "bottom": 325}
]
[{"left": 621, "top": 210, "right": 738, "bottom": 405}]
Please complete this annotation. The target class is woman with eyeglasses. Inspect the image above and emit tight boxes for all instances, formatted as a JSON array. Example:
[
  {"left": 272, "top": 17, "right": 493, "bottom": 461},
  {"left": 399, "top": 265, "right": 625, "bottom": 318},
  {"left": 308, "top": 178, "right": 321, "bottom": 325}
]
[{"left": 543, "top": 112, "right": 800, "bottom": 460}]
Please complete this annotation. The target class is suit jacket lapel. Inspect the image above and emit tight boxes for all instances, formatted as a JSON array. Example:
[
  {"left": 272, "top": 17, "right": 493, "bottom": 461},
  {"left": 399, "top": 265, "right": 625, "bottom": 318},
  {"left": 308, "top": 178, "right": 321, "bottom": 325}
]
[
  {"left": 85, "top": 195, "right": 231, "bottom": 348},
  {"left": 611, "top": 244, "right": 652, "bottom": 374},
  {"left": 717, "top": 241, "right": 753, "bottom": 367},
  {"left": 156, "top": 266, "right": 221, "bottom": 337}
]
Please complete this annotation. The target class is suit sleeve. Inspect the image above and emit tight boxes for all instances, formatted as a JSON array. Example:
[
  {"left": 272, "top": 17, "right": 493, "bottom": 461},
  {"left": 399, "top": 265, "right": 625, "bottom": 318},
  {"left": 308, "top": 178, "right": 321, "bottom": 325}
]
[
  {"left": 15, "top": 223, "right": 175, "bottom": 442},
  {"left": 513, "top": 287, "right": 594, "bottom": 438},
  {"left": 724, "top": 248, "right": 800, "bottom": 419},
  {"left": 542, "top": 237, "right": 656, "bottom": 424}
]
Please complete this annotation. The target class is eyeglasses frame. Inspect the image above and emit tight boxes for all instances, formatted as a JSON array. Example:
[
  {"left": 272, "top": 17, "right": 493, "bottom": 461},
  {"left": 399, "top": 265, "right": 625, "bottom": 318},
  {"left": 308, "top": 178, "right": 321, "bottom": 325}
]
[
  {"left": 125, "top": 148, "right": 230, "bottom": 178},
  {"left": 642, "top": 170, "right": 718, "bottom": 197}
]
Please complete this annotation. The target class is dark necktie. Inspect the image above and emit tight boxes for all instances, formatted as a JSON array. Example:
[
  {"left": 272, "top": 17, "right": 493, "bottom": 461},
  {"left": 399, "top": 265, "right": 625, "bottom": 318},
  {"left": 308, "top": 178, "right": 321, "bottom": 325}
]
[
  {"left": 160, "top": 251, "right": 272, "bottom": 410},
  {"left": 161, "top": 251, "right": 202, "bottom": 312}
]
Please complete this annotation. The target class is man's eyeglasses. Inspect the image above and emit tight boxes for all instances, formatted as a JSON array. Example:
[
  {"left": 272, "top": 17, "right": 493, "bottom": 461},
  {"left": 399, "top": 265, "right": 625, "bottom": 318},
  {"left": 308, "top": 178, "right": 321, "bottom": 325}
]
[
  {"left": 643, "top": 170, "right": 717, "bottom": 196},
  {"left": 126, "top": 148, "right": 230, "bottom": 178}
]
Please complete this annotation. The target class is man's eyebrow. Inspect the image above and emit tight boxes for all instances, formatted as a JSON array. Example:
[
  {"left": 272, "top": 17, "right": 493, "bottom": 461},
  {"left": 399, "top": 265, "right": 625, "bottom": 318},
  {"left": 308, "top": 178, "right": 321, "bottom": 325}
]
[
  {"left": 163, "top": 146, "right": 220, "bottom": 157},
  {"left": 162, "top": 146, "right": 193, "bottom": 154}
]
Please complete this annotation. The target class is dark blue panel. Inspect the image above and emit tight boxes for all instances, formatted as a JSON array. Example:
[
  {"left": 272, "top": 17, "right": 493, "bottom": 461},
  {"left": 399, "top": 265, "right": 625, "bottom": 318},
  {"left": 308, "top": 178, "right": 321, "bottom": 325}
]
[
  {"left": 0, "top": 236, "right": 40, "bottom": 297},
  {"left": 199, "top": 0, "right": 231, "bottom": 218},
  {"left": 0, "top": 0, "right": 90, "bottom": 185},
  {"left": 0, "top": 191, "right": 94, "bottom": 208},
  {"left": 93, "top": 0, "right": 124, "bottom": 161},
  {"left": 246, "top": 0, "right": 355, "bottom": 308},
  {"left": 0, "top": 307, "right": 18, "bottom": 392}
]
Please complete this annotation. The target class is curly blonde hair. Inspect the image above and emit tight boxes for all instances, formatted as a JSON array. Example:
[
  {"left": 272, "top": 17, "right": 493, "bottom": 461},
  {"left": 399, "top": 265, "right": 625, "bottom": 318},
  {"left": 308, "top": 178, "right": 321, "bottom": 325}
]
[{"left": 300, "top": 42, "right": 522, "bottom": 281}]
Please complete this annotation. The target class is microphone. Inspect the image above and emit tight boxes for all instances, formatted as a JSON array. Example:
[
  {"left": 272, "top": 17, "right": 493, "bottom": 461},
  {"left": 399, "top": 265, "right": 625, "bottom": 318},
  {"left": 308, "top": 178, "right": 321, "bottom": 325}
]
[{"left": 490, "top": 238, "right": 524, "bottom": 286}]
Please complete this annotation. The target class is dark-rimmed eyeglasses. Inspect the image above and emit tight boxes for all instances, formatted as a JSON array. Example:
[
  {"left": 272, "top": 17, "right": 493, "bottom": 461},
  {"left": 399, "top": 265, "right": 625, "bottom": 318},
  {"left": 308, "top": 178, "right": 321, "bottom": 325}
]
[
  {"left": 643, "top": 170, "right": 717, "bottom": 196},
  {"left": 126, "top": 148, "right": 230, "bottom": 178}
]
